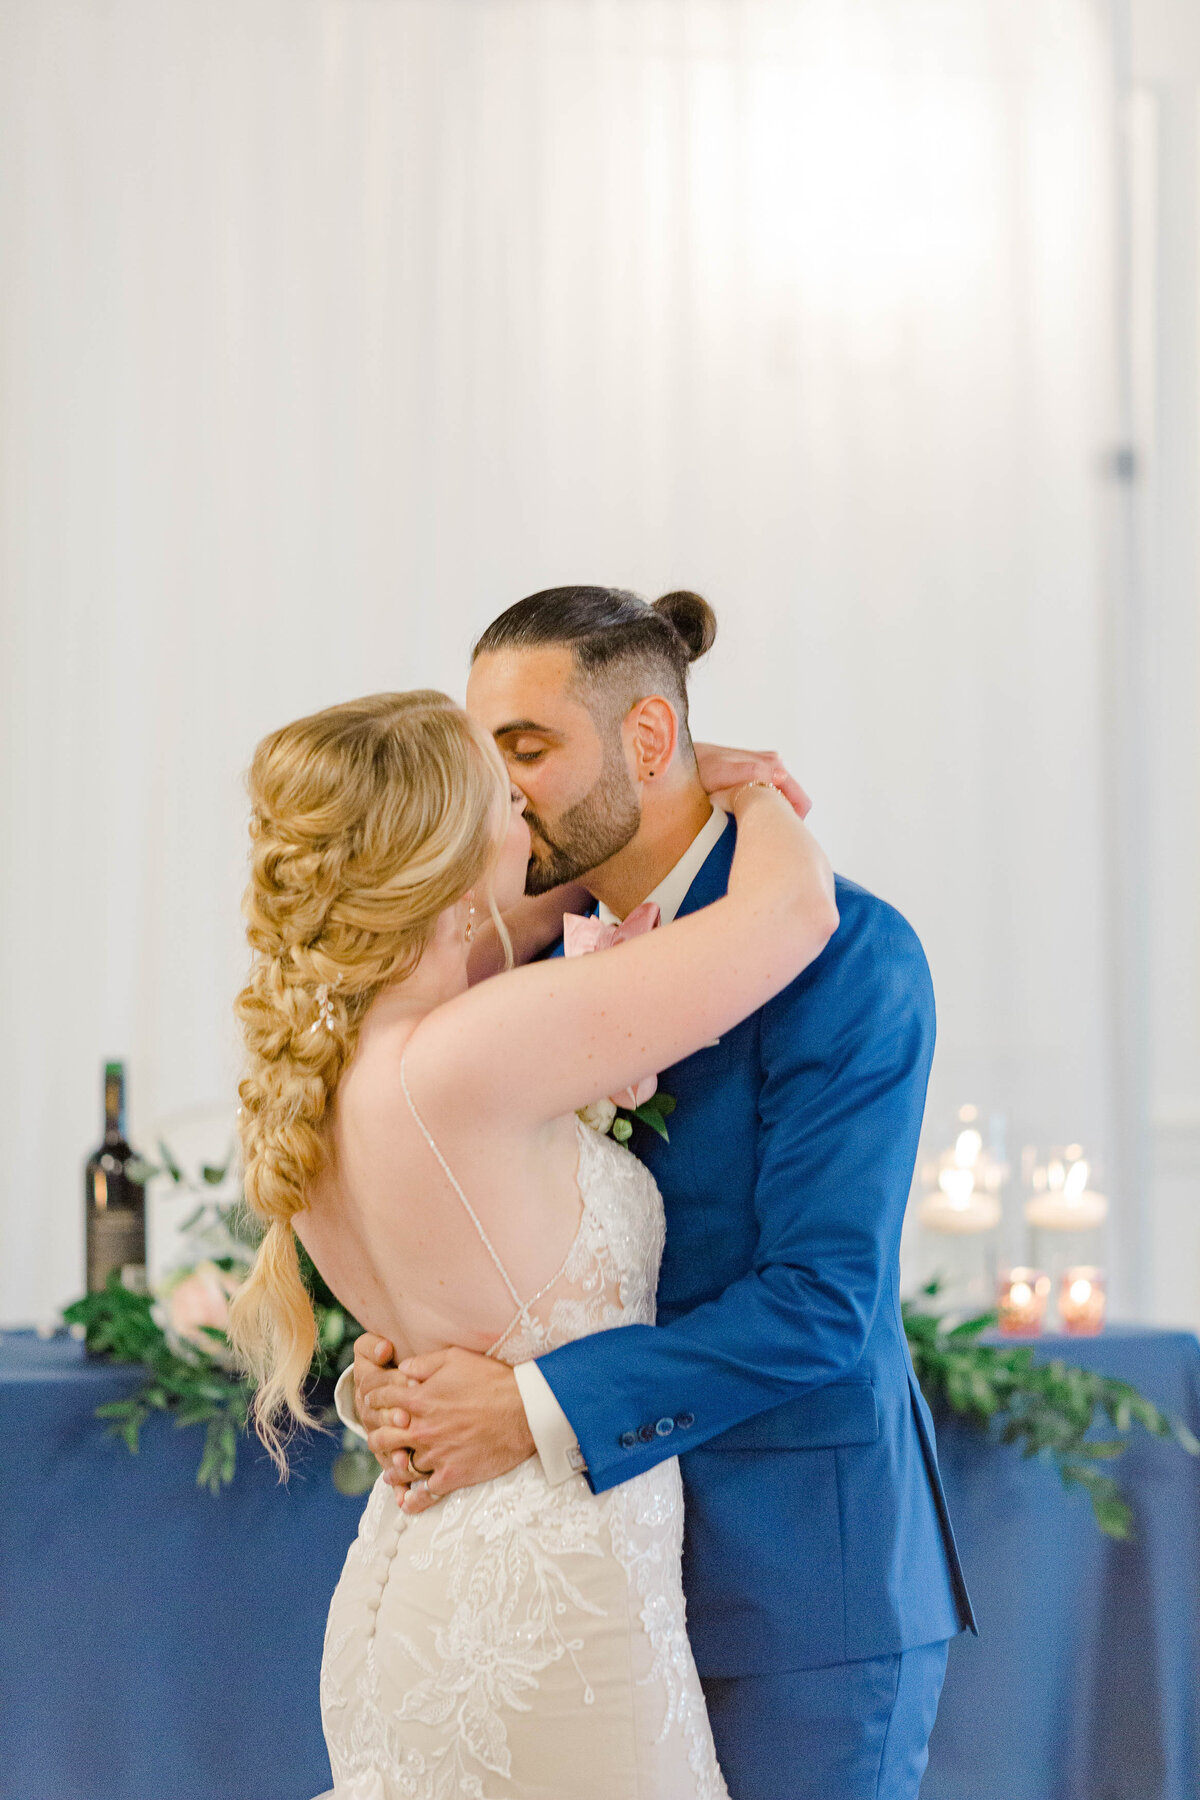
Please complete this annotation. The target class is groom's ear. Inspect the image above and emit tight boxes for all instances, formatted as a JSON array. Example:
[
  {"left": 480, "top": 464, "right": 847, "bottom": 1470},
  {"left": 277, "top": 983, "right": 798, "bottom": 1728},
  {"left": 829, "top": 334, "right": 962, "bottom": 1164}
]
[{"left": 623, "top": 694, "right": 680, "bottom": 782}]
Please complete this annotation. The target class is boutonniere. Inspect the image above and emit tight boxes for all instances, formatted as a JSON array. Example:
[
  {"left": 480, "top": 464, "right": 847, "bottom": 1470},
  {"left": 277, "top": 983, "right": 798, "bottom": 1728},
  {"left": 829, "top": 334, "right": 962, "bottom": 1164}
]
[
  {"left": 578, "top": 1089, "right": 677, "bottom": 1145},
  {"left": 562, "top": 900, "right": 676, "bottom": 1145}
]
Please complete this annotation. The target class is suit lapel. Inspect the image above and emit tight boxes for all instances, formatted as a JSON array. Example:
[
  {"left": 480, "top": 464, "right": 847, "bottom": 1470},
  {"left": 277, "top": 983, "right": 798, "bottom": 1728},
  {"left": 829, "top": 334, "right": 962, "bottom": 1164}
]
[{"left": 671, "top": 817, "right": 736, "bottom": 921}]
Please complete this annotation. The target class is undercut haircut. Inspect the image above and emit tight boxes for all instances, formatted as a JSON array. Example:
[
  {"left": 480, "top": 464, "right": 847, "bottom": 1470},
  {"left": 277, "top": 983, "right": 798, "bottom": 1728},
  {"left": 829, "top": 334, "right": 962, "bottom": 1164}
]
[{"left": 471, "top": 586, "right": 717, "bottom": 749}]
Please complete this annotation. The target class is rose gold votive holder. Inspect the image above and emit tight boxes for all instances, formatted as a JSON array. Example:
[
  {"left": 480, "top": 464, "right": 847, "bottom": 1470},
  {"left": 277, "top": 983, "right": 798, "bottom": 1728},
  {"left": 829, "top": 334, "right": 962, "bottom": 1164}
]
[
  {"left": 997, "top": 1267, "right": 1050, "bottom": 1336},
  {"left": 1059, "top": 1266, "right": 1106, "bottom": 1336}
]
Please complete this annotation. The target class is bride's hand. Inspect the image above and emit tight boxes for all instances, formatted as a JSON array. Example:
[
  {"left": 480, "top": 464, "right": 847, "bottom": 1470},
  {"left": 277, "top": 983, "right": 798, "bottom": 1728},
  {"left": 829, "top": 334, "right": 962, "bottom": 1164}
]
[
  {"left": 352, "top": 1333, "right": 421, "bottom": 1491},
  {"left": 693, "top": 742, "right": 812, "bottom": 819}
]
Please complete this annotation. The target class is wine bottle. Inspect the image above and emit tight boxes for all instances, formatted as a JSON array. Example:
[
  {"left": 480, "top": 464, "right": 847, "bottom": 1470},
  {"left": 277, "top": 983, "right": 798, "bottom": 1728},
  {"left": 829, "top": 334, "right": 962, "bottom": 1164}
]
[{"left": 84, "top": 1061, "right": 147, "bottom": 1293}]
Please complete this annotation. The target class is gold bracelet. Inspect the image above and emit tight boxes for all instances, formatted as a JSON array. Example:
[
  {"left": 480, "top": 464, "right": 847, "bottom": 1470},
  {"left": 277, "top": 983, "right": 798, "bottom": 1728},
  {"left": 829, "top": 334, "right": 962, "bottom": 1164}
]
[{"left": 731, "top": 779, "right": 784, "bottom": 804}]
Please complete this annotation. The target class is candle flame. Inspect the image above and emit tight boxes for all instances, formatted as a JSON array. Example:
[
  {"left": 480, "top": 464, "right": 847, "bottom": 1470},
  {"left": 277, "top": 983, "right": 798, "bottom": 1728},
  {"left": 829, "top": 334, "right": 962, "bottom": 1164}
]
[
  {"left": 954, "top": 1129, "right": 983, "bottom": 1170},
  {"left": 1064, "top": 1160, "right": 1089, "bottom": 1199},
  {"left": 938, "top": 1167, "right": 975, "bottom": 1205},
  {"left": 1069, "top": 1278, "right": 1093, "bottom": 1304},
  {"left": 1011, "top": 1282, "right": 1033, "bottom": 1306}
]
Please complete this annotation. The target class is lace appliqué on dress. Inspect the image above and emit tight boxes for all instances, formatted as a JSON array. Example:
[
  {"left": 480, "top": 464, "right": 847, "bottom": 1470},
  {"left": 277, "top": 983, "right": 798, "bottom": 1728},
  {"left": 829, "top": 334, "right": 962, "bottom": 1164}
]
[
  {"left": 489, "top": 1122, "right": 664, "bottom": 1365},
  {"left": 319, "top": 1123, "right": 728, "bottom": 1800},
  {"left": 607, "top": 1470, "right": 727, "bottom": 1800}
]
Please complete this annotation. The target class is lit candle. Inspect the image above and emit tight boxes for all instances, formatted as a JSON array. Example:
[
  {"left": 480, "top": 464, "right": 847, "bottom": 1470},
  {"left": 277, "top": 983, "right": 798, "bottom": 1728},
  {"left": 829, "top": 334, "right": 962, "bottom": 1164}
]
[
  {"left": 1059, "top": 1266, "right": 1106, "bottom": 1335},
  {"left": 997, "top": 1267, "right": 1050, "bottom": 1336},
  {"left": 918, "top": 1185, "right": 1002, "bottom": 1234},
  {"left": 1024, "top": 1157, "right": 1108, "bottom": 1231},
  {"left": 917, "top": 1124, "right": 1003, "bottom": 1234}
]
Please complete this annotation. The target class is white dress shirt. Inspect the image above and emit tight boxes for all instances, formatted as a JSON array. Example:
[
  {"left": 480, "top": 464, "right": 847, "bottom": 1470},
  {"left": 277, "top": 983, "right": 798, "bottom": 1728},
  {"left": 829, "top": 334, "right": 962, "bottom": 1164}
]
[{"left": 335, "top": 804, "right": 731, "bottom": 1483}]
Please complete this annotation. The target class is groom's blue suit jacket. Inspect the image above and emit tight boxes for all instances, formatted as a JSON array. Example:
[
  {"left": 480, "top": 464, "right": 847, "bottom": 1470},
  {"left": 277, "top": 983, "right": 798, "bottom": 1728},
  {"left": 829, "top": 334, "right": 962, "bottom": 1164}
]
[{"left": 538, "top": 825, "right": 976, "bottom": 1677}]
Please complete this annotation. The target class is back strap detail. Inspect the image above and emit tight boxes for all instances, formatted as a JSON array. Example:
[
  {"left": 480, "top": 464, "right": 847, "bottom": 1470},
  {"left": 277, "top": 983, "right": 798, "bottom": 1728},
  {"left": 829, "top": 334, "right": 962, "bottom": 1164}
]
[{"left": 400, "top": 1052, "right": 524, "bottom": 1312}]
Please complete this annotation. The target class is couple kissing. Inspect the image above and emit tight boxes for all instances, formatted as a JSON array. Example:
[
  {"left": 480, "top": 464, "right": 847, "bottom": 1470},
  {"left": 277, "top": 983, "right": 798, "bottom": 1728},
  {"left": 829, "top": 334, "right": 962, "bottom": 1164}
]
[{"left": 231, "top": 585, "right": 974, "bottom": 1800}]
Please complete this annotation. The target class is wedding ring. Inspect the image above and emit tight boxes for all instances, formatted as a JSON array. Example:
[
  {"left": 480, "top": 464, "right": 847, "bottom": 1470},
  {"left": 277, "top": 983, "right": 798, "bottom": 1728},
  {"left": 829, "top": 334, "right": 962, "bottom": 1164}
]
[{"left": 408, "top": 1451, "right": 435, "bottom": 1478}]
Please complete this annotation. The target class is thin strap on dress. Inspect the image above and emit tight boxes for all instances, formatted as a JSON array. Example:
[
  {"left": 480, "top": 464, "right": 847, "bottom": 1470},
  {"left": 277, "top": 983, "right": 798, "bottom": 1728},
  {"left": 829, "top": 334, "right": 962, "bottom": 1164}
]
[
  {"left": 400, "top": 1050, "right": 523, "bottom": 1310},
  {"left": 399, "top": 1049, "right": 587, "bottom": 1360}
]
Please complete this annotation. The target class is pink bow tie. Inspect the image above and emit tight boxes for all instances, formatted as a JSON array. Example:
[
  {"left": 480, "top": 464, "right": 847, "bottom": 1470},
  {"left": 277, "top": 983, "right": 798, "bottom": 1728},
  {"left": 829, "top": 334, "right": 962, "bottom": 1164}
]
[
  {"left": 561, "top": 899, "right": 661, "bottom": 958},
  {"left": 562, "top": 900, "right": 661, "bottom": 1110}
]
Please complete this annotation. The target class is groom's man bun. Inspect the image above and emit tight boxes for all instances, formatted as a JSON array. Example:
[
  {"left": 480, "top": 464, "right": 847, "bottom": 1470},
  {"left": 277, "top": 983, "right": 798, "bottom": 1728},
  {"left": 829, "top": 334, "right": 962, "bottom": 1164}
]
[
  {"left": 472, "top": 584, "right": 717, "bottom": 754},
  {"left": 650, "top": 590, "right": 718, "bottom": 664}
]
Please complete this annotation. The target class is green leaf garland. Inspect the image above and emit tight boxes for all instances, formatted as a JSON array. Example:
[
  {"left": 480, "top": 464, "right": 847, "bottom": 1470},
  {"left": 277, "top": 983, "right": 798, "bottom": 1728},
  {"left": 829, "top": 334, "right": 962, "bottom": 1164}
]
[
  {"left": 903, "top": 1285, "right": 1199, "bottom": 1539},
  {"left": 62, "top": 1242, "right": 370, "bottom": 1496}
]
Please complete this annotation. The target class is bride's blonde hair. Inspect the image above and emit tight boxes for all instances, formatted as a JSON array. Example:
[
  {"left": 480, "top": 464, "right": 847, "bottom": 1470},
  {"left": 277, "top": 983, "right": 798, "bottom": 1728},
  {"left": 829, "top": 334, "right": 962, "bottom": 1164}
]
[{"left": 229, "top": 690, "right": 510, "bottom": 1470}]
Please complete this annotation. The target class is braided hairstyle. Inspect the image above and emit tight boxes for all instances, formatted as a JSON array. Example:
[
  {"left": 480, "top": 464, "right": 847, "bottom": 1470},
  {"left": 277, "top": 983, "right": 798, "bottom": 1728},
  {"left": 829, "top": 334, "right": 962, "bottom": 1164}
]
[{"left": 229, "top": 691, "right": 508, "bottom": 1470}]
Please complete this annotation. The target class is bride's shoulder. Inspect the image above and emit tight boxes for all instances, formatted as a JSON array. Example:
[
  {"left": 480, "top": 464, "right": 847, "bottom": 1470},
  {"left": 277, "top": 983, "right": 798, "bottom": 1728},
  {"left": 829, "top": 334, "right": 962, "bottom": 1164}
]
[{"left": 342, "top": 1005, "right": 500, "bottom": 1136}]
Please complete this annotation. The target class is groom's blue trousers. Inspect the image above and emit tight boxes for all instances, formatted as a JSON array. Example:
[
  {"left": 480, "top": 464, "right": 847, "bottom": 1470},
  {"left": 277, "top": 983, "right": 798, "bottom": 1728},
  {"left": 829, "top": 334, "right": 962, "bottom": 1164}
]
[{"left": 701, "top": 1639, "right": 950, "bottom": 1800}]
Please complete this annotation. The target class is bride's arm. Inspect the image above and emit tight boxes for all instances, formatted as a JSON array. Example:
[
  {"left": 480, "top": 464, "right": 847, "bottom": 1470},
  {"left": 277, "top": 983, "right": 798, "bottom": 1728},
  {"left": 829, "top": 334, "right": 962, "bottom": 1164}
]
[
  {"left": 409, "top": 783, "right": 838, "bottom": 1126},
  {"left": 466, "top": 881, "right": 593, "bottom": 983}
]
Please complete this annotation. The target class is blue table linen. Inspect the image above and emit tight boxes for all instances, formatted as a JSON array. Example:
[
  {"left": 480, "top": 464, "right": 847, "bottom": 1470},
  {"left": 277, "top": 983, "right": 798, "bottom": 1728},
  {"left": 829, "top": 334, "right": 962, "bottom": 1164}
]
[
  {"left": 925, "top": 1326, "right": 1200, "bottom": 1800},
  {"left": 3, "top": 1326, "right": 1198, "bottom": 1800},
  {"left": 0, "top": 1332, "right": 363, "bottom": 1800}
]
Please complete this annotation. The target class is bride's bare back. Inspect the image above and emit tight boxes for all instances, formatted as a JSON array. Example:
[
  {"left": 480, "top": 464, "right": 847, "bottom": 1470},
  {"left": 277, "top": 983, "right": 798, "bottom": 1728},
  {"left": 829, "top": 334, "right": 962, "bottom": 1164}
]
[{"left": 298, "top": 1019, "right": 589, "bottom": 1361}]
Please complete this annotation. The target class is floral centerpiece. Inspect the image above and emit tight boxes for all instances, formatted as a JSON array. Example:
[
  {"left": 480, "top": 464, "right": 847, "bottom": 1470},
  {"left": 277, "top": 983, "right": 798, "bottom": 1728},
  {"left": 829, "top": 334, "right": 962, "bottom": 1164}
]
[{"left": 62, "top": 1142, "right": 377, "bottom": 1496}]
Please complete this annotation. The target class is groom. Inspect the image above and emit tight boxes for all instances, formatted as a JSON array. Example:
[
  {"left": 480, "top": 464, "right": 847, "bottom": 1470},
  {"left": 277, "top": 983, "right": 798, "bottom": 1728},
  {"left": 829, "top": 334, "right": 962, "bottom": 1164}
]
[{"left": 340, "top": 586, "right": 975, "bottom": 1798}]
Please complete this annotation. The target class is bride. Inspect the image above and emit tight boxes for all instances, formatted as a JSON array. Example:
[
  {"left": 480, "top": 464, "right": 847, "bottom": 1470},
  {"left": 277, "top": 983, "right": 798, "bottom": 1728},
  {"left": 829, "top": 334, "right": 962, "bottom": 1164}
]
[{"left": 229, "top": 689, "right": 836, "bottom": 1800}]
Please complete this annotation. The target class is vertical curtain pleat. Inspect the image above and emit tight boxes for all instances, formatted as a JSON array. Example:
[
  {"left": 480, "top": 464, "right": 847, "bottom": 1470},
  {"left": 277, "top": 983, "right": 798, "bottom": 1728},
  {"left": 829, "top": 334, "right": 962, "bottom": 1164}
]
[{"left": 0, "top": 0, "right": 1118, "bottom": 1322}]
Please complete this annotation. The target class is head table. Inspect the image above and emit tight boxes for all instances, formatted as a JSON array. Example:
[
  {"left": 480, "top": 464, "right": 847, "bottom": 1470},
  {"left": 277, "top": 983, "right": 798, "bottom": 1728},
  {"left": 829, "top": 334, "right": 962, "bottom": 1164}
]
[{"left": 1, "top": 1324, "right": 1197, "bottom": 1800}]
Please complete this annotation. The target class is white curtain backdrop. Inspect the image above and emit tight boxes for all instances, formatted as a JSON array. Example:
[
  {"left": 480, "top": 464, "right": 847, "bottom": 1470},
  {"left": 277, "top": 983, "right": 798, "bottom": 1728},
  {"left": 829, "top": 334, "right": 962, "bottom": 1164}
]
[{"left": 0, "top": 0, "right": 1123, "bottom": 1325}]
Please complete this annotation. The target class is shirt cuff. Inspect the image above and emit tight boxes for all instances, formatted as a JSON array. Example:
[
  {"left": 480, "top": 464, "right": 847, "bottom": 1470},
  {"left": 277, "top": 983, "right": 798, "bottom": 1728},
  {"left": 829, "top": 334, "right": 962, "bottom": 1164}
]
[
  {"left": 514, "top": 1360, "right": 587, "bottom": 1485},
  {"left": 333, "top": 1365, "right": 368, "bottom": 1442}
]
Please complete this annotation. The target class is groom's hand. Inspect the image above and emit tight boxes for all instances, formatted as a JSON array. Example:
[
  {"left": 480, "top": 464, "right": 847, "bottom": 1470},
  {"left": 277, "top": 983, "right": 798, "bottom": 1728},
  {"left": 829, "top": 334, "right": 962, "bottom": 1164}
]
[
  {"left": 693, "top": 742, "right": 812, "bottom": 819},
  {"left": 365, "top": 1347, "right": 536, "bottom": 1515}
]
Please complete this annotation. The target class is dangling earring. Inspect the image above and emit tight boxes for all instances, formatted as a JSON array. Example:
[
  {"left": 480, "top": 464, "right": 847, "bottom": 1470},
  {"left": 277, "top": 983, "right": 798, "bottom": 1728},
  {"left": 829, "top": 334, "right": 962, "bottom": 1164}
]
[{"left": 464, "top": 897, "right": 476, "bottom": 945}]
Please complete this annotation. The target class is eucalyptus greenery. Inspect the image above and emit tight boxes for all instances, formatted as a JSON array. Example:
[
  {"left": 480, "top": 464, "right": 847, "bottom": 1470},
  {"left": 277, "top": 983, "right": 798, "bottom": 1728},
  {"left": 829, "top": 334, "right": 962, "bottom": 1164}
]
[
  {"left": 63, "top": 1271, "right": 252, "bottom": 1495},
  {"left": 903, "top": 1286, "right": 1200, "bottom": 1539}
]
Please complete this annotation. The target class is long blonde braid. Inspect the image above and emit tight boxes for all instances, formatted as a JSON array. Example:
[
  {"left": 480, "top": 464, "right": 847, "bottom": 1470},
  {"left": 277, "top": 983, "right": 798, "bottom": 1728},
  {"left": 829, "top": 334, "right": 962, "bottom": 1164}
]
[{"left": 229, "top": 691, "right": 508, "bottom": 1471}]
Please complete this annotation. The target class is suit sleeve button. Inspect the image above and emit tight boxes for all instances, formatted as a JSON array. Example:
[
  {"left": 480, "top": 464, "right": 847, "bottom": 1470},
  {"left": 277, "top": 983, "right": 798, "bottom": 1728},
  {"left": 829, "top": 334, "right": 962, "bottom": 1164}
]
[
  {"left": 619, "top": 1431, "right": 639, "bottom": 1449},
  {"left": 638, "top": 1423, "right": 656, "bottom": 1443},
  {"left": 655, "top": 1417, "right": 675, "bottom": 1437},
  {"left": 674, "top": 1412, "right": 695, "bottom": 1430}
]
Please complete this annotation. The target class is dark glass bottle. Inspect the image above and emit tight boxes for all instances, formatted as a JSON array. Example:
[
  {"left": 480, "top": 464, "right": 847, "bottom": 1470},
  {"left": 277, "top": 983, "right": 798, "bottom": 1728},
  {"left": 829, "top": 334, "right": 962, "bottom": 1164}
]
[{"left": 84, "top": 1061, "right": 147, "bottom": 1293}]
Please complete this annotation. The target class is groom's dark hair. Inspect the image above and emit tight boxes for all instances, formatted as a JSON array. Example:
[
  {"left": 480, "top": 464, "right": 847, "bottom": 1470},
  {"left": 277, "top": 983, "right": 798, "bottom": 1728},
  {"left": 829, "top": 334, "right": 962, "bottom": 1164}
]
[{"left": 471, "top": 586, "right": 717, "bottom": 750}]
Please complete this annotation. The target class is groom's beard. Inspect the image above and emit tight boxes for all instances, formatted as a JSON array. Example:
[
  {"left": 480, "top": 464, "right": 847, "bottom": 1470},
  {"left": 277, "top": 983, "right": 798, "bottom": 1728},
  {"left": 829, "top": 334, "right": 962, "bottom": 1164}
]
[{"left": 523, "top": 749, "right": 641, "bottom": 895}]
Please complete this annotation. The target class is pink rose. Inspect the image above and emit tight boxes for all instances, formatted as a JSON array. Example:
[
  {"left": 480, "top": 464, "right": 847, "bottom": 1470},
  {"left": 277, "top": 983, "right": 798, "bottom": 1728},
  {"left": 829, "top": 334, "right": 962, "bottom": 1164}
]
[
  {"left": 159, "top": 1261, "right": 243, "bottom": 1366},
  {"left": 610, "top": 1073, "right": 658, "bottom": 1112}
]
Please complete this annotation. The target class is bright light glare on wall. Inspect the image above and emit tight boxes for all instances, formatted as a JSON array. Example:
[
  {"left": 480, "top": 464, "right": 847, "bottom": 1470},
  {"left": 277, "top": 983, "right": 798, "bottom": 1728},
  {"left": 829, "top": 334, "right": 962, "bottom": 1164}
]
[
  {"left": 733, "top": 51, "right": 997, "bottom": 354},
  {"left": 675, "top": 3, "right": 1105, "bottom": 376}
]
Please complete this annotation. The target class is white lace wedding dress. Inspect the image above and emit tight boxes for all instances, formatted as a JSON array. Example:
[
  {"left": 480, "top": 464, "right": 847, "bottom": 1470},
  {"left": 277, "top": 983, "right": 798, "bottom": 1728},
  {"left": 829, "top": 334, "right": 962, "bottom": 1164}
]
[{"left": 316, "top": 1086, "right": 729, "bottom": 1800}]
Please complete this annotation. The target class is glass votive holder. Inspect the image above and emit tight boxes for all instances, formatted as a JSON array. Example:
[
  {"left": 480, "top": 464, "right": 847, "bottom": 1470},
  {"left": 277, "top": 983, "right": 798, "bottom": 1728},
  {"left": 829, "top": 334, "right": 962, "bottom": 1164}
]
[
  {"left": 1059, "top": 1266, "right": 1106, "bottom": 1335},
  {"left": 997, "top": 1267, "right": 1050, "bottom": 1336}
]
